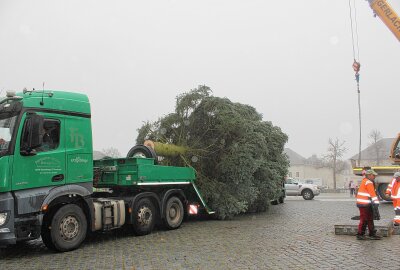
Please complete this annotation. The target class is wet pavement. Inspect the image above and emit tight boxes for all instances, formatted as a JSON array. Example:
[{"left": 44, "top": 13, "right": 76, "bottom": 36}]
[{"left": 0, "top": 192, "right": 399, "bottom": 269}]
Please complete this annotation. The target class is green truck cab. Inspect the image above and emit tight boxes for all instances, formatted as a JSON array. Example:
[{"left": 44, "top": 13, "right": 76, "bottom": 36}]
[{"left": 0, "top": 90, "right": 211, "bottom": 252}]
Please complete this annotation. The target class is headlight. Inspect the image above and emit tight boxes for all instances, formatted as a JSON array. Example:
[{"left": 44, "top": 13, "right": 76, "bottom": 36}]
[{"left": 0, "top": 212, "right": 8, "bottom": 226}]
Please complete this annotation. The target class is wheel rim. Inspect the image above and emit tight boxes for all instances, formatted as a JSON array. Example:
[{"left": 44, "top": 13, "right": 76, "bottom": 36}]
[
  {"left": 378, "top": 184, "right": 390, "bottom": 201},
  {"left": 132, "top": 152, "right": 146, "bottom": 158},
  {"left": 304, "top": 191, "right": 311, "bottom": 199},
  {"left": 59, "top": 215, "right": 80, "bottom": 241},
  {"left": 168, "top": 203, "right": 181, "bottom": 224},
  {"left": 137, "top": 206, "right": 152, "bottom": 226}
]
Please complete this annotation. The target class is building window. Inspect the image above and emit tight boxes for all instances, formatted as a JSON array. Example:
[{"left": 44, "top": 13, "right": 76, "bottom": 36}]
[
  {"left": 288, "top": 172, "right": 292, "bottom": 178},
  {"left": 296, "top": 172, "right": 299, "bottom": 177}
]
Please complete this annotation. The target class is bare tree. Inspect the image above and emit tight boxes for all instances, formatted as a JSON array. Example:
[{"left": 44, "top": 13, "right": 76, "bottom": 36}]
[
  {"left": 324, "top": 138, "right": 347, "bottom": 189},
  {"left": 102, "top": 147, "right": 121, "bottom": 158},
  {"left": 368, "top": 129, "right": 383, "bottom": 165}
]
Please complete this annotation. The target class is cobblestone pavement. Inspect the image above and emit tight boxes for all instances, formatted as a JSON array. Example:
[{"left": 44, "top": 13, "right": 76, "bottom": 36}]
[{"left": 1, "top": 193, "right": 399, "bottom": 270}]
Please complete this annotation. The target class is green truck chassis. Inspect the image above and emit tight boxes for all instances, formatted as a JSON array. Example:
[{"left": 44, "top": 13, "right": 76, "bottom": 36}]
[{"left": 0, "top": 155, "right": 212, "bottom": 251}]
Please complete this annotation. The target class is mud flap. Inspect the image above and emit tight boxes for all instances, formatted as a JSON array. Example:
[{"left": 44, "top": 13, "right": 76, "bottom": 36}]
[{"left": 191, "top": 183, "right": 215, "bottom": 215}]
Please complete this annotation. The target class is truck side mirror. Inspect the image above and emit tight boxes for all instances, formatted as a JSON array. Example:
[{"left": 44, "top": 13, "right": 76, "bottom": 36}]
[{"left": 20, "top": 114, "right": 44, "bottom": 156}]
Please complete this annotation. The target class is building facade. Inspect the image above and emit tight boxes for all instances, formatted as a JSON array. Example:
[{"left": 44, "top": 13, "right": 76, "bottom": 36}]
[{"left": 284, "top": 148, "right": 350, "bottom": 189}]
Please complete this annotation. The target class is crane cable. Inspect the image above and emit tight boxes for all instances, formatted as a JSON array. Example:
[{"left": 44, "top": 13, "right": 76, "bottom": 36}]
[
  {"left": 349, "top": 0, "right": 361, "bottom": 64},
  {"left": 348, "top": 0, "right": 362, "bottom": 167}
]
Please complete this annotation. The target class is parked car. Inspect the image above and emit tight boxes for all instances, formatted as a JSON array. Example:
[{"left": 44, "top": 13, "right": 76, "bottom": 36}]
[{"left": 285, "top": 178, "right": 320, "bottom": 200}]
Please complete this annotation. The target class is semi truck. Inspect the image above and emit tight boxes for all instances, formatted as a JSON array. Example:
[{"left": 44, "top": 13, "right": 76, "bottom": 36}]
[
  {"left": 352, "top": 134, "right": 400, "bottom": 201},
  {"left": 0, "top": 89, "right": 215, "bottom": 252}
]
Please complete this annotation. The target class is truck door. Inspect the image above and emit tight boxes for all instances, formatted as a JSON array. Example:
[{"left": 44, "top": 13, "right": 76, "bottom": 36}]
[{"left": 12, "top": 114, "right": 66, "bottom": 191}]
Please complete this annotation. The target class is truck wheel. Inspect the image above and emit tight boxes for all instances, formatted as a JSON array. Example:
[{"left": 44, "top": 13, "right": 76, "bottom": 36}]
[
  {"left": 127, "top": 145, "right": 158, "bottom": 164},
  {"left": 132, "top": 198, "right": 156, "bottom": 236},
  {"left": 49, "top": 204, "right": 87, "bottom": 252},
  {"left": 164, "top": 196, "right": 184, "bottom": 230},
  {"left": 377, "top": 183, "right": 391, "bottom": 201},
  {"left": 41, "top": 221, "right": 56, "bottom": 251},
  {"left": 302, "top": 189, "right": 314, "bottom": 200},
  {"left": 278, "top": 195, "right": 285, "bottom": 204}
]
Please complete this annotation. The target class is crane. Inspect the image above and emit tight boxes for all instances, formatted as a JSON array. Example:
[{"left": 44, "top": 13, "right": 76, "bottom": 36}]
[{"left": 367, "top": 0, "right": 400, "bottom": 41}]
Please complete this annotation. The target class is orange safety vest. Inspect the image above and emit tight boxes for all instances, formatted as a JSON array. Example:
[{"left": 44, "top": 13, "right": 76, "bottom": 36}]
[
  {"left": 391, "top": 180, "right": 400, "bottom": 200},
  {"left": 386, "top": 178, "right": 396, "bottom": 195},
  {"left": 356, "top": 177, "right": 379, "bottom": 207},
  {"left": 390, "top": 180, "right": 400, "bottom": 224}
]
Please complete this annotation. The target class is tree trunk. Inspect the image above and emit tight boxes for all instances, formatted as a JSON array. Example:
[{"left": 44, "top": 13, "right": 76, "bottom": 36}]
[
  {"left": 376, "top": 149, "right": 380, "bottom": 166},
  {"left": 144, "top": 140, "right": 188, "bottom": 157},
  {"left": 333, "top": 159, "right": 337, "bottom": 190}
]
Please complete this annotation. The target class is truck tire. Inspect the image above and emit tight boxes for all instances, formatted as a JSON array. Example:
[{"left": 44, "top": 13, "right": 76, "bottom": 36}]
[
  {"left": 127, "top": 145, "right": 158, "bottom": 164},
  {"left": 302, "top": 189, "right": 314, "bottom": 200},
  {"left": 41, "top": 221, "right": 56, "bottom": 251},
  {"left": 132, "top": 198, "right": 156, "bottom": 236},
  {"left": 164, "top": 196, "right": 184, "bottom": 230},
  {"left": 377, "top": 183, "right": 391, "bottom": 201},
  {"left": 48, "top": 204, "right": 87, "bottom": 252},
  {"left": 271, "top": 199, "right": 278, "bottom": 205},
  {"left": 278, "top": 195, "right": 285, "bottom": 204}
]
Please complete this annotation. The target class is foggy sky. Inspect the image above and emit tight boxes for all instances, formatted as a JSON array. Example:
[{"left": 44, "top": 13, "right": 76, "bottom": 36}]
[{"left": 1, "top": 0, "right": 399, "bottom": 159}]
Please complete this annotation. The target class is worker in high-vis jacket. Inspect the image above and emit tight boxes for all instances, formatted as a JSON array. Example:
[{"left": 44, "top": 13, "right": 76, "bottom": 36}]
[
  {"left": 356, "top": 169, "right": 382, "bottom": 240},
  {"left": 386, "top": 172, "right": 400, "bottom": 226}
]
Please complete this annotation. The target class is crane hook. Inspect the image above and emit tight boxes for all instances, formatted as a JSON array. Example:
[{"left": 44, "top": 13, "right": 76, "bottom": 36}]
[{"left": 352, "top": 60, "right": 361, "bottom": 74}]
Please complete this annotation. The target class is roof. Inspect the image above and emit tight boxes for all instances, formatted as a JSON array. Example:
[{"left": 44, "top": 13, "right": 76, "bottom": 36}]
[
  {"left": 284, "top": 148, "right": 306, "bottom": 165},
  {"left": 93, "top": 150, "right": 106, "bottom": 160},
  {"left": 350, "top": 138, "right": 395, "bottom": 161},
  {"left": 17, "top": 90, "right": 91, "bottom": 115}
]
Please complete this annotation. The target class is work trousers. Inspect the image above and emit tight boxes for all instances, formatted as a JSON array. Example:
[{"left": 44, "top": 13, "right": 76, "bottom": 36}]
[
  {"left": 358, "top": 206, "right": 375, "bottom": 236},
  {"left": 393, "top": 199, "right": 400, "bottom": 225}
]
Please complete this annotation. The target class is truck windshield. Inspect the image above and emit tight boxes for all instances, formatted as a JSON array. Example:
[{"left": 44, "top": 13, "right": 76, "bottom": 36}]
[
  {"left": 0, "top": 101, "right": 22, "bottom": 155},
  {"left": 0, "top": 115, "right": 17, "bottom": 154},
  {"left": 392, "top": 137, "right": 400, "bottom": 160}
]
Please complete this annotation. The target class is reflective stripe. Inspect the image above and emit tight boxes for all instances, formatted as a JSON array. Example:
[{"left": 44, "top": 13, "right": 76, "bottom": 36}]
[
  {"left": 136, "top": 182, "right": 191, "bottom": 186},
  {"left": 365, "top": 180, "right": 373, "bottom": 185},
  {"left": 392, "top": 195, "right": 400, "bottom": 199},
  {"left": 356, "top": 178, "right": 379, "bottom": 205},
  {"left": 357, "top": 199, "right": 371, "bottom": 203},
  {"left": 387, "top": 179, "right": 395, "bottom": 194},
  {"left": 394, "top": 216, "right": 400, "bottom": 220},
  {"left": 372, "top": 197, "right": 378, "bottom": 201}
]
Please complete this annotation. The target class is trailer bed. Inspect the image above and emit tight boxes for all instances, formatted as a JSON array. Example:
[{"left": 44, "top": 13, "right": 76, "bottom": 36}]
[{"left": 94, "top": 157, "right": 195, "bottom": 187}]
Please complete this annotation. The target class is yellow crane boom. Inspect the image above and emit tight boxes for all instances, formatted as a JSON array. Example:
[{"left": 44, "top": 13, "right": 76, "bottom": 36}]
[{"left": 368, "top": 0, "right": 400, "bottom": 41}]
